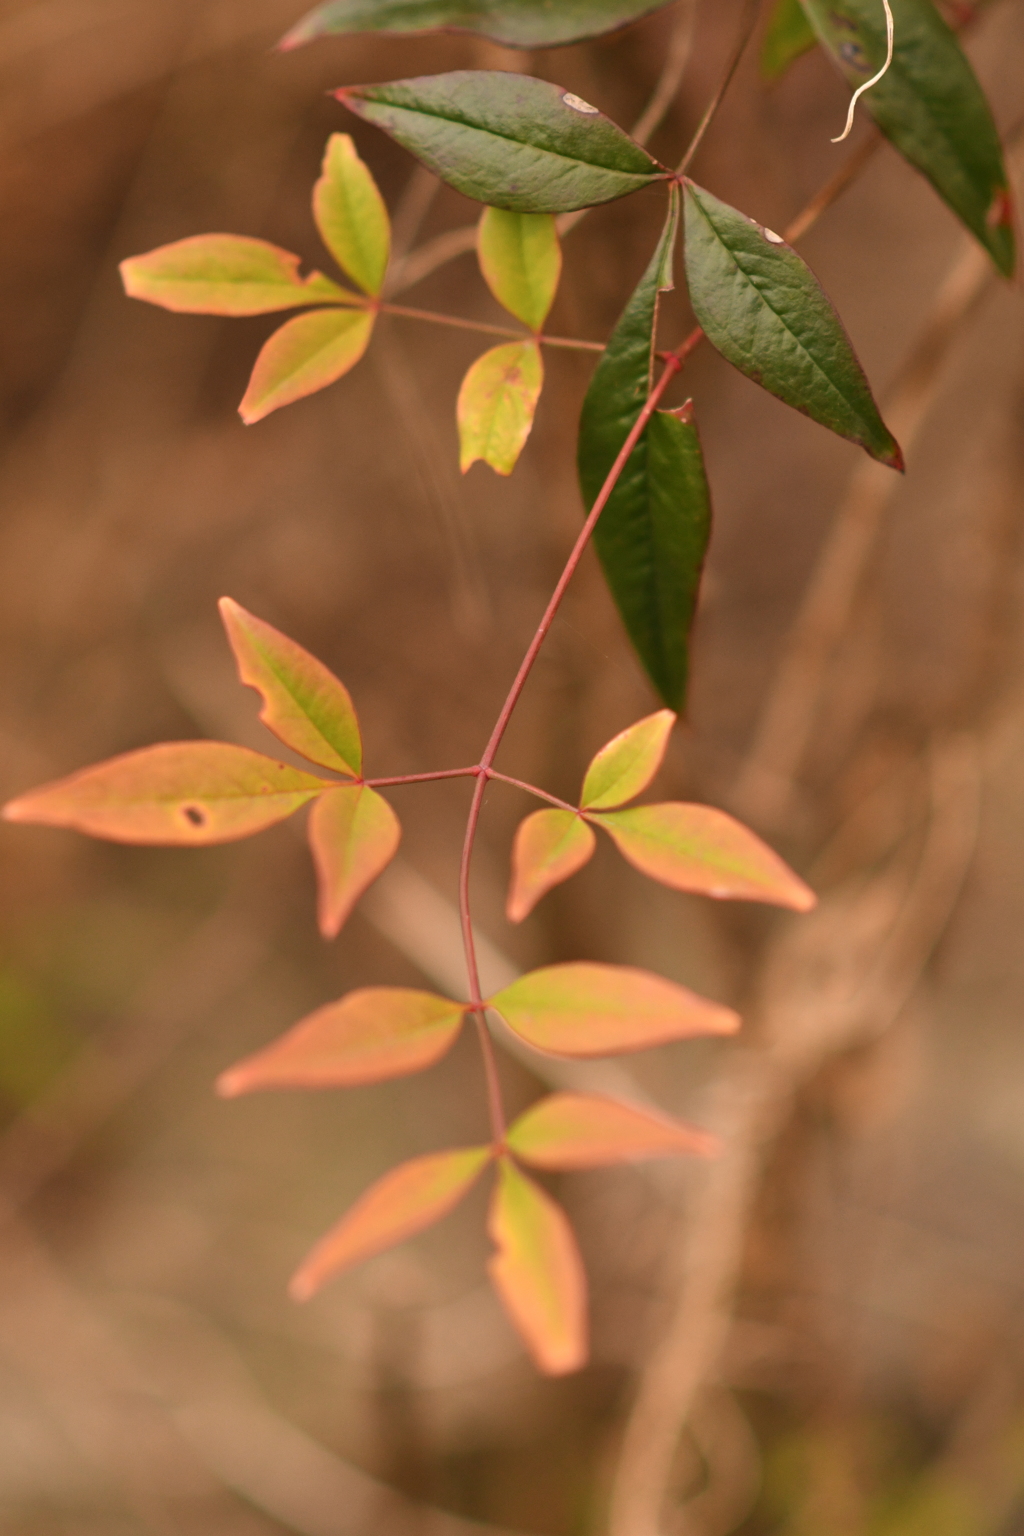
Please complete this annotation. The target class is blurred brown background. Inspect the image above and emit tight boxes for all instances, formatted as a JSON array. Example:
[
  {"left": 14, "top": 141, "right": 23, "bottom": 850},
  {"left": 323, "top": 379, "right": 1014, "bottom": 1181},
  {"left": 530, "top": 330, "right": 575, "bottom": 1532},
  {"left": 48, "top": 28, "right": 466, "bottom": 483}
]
[{"left": 1, "top": 1, "right": 1023, "bottom": 1531}]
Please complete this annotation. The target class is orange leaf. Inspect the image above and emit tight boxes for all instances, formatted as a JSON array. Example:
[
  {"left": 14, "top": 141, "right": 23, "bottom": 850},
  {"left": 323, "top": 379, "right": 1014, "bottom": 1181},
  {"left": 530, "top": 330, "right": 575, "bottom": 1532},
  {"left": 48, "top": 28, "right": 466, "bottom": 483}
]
[
  {"left": 290, "top": 1146, "right": 492, "bottom": 1300},
  {"left": 487, "top": 1156, "right": 587, "bottom": 1376},
  {"left": 489, "top": 962, "right": 739, "bottom": 1057},
  {"left": 308, "top": 784, "right": 400, "bottom": 937},
  {"left": 216, "top": 988, "right": 467, "bottom": 1095},
  {"left": 2, "top": 743, "right": 328, "bottom": 845},
  {"left": 219, "top": 597, "right": 362, "bottom": 775},
  {"left": 579, "top": 709, "right": 676, "bottom": 810},
  {"left": 506, "top": 808, "right": 595, "bottom": 923},
  {"left": 120, "top": 233, "right": 356, "bottom": 314},
  {"left": 595, "top": 803, "right": 816, "bottom": 911},
  {"left": 506, "top": 1092, "right": 717, "bottom": 1168},
  {"left": 239, "top": 307, "right": 374, "bottom": 423}
]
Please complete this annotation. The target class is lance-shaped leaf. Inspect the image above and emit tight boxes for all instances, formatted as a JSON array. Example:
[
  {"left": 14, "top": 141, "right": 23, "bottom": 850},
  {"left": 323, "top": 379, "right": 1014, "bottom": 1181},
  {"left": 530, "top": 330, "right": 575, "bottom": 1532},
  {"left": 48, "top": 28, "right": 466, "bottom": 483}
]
[
  {"left": 120, "top": 234, "right": 355, "bottom": 314},
  {"left": 239, "top": 307, "right": 374, "bottom": 423},
  {"left": 308, "top": 785, "right": 400, "bottom": 937},
  {"left": 580, "top": 708, "right": 676, "bottom": 811},
  {"left": 579, "top": 191, "right": 711, "bottom": 708},
  {"left": 506, "top": 1092, "right": 717, "bottom": 1167},
  {"left": 487, "top": 1157, "right": 586, "bottom": 1375},
  {"left": 2, "top": 744, "right": 328, "bottom": 845},
  {"left": 336, "top": 73, "right": 667, "bottom": 214},
  {"left": 489, "top": 962, "right": 739, "bottom": 1057},
  {"left": 219, "top": 597, "right": 362, "bottom": 776},
  {"left": 595, "top": 802, "right": 816, "bottom": 910},
  {"left": 290, "top": 1147, "right": 491, "bottom": 1300},
  {"left": 761, "top": 0, "right": 818, "bottom": 81},
  {"left": 458, "top": 341, "right": 543, "bottom": 476},
  {"left": 683, "top": 181, "right": 902, "bottom": 468},
  {"left": 507, "top": 809, "right": 596, "bottom": 923},
  {"left": 313, "top": 133, "right": 391, "bottom": 297},
  {"left": 283, "top": 0, "right": 677, "bottom": 52},
  {"left": 216, "top": 987, "right": 467, "bottom": 1095},
  {"left": 798, "top": 0, "right": 1014, "bottom": 276},
  {"left": 478, "top": 208, "right": 561, "bottom": 331}
]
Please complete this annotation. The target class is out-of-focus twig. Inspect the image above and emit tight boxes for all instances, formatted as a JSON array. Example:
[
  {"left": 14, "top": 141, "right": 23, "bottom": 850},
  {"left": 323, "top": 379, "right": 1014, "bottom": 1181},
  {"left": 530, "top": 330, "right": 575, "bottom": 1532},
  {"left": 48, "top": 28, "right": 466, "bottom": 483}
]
[
  {"left": 609, "top": 733, "right": 983, "bottom": 1536},
  {"left": 731, "top": 125, "right": 1024, "bottom": 830}
]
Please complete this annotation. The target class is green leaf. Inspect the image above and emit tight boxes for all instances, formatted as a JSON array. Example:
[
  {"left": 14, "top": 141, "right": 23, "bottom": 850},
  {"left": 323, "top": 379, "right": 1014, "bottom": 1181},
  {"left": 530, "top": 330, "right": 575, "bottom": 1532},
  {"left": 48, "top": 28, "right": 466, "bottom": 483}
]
[
  {"left": 478, "top": 208, "right": 561, "bottom": 331},
  {"left": 506, "top": 809, "right": 596, "bottom": 923},
  {"left": 290, "top": 1147, "right": 492, "bottom": 1300},
  {"left": 282, "top": 0, "right": 677, "bottom": 51},
  {"left": 457, "top": 341, "right": 543, "bottom": 476},
  {"left": 506, "top": 1092, "right": 716, "bottom": 1167},
  {"left": 2, "top": 743, "right": 328, "bottom": 845},
  {"left": 313, "top": 133, "right": 391, "bottom": 297},
  {"left": 579, "top": 190, "right": 714, "bottom": 707},
  {"left": 120, "top": 234, "right": 356, "bottom": 314},
  {"left": 798, "top": 0, "right": 1014, "bottom": 276},
  {"left": 487, "top": 1157, "right": 587, "bottom": 1375},
  {"left": 682, "top": 181, "right": 903, "bottom": 468},
  {"left": 239, "top": 307, "right": 375, "bottom": 423},
  {"left": 219, "top": 597, "right": 363, "bottom": 776},
  {"left": 579, "top": 708, "right": 676, "bottom": 810},
  {"left": 760, "top": 0, "right": 818, "bottom": 81},
  {"left": 336, "top": 73, "right": 667, "bottom": 214},
  {"left": 593, "top": 802, "right": 817, "bottom": 910},
  {"left": 308, "top": 785, "right": 401, "bottom": 937},
  {"left": 488, "top": 961, "right": 739, "bottom": 1057},
  {"left": 216, "top": 987, "right": 467, "bottom": 1094}
]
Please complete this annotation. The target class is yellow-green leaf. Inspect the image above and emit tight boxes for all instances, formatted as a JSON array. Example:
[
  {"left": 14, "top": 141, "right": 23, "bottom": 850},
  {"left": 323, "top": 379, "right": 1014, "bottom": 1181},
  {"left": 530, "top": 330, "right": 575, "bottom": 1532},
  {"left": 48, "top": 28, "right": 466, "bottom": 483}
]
[
  {"left": 313, "top": 133, "right": 391, "bottom": 296},
  {"left": 219, "top": 597, "right": 362, "bottom": 776},
  {"left": 507, "top": 809, "right": 596, "bottom": 923},
  {"left": 595, "top": 802, "right": 817, "bottom": 910},
  {"left": 489, "top": 962, "right": 739, "bottom": 1057},
  {"left": 291, "top": 1147, "right": 492, "bottom": 1300},
  {"left": 2, "top": 743, "right": 328, "bottom": 845},
  {"left": 478, "top": 207, "right": 561, "bottom": 331},
  {"left": 308, "top": 784, "right": 401, "bottom": 937},
  {"left": 120, "top": 234, "right": 356, "bottom": 314},
  {"left": 457, "top": 340, "right": 543, "bottom": 475},
  {"left": 239, "top": 307, "right": 374, "bottom": 423},
  {"left": 506, "top": 1092, "right": 717, "bottom": 1167},
  {"left": 579, "top": 709, "right": 676, "bottom": 810},
  {"left": 487, "top": 1157, "right": 587, "bottom": 1375},
  {"left": 216, "top": 987, "right": 467, "bottom": 1094}
]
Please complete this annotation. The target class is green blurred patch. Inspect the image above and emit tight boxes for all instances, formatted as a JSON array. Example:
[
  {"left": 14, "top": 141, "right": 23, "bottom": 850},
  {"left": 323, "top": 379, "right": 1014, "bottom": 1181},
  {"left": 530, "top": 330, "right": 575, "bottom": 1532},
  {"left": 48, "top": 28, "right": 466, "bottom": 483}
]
[{"left": 0, "top": 965, "right": 81, "bottom": 1106}]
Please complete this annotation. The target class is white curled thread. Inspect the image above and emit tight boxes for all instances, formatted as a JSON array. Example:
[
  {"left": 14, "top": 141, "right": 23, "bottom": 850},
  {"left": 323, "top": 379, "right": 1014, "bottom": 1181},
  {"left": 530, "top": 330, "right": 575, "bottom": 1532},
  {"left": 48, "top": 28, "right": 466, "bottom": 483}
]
[{"left": 832, "top": 0, "right": 894, "bottom": 143}]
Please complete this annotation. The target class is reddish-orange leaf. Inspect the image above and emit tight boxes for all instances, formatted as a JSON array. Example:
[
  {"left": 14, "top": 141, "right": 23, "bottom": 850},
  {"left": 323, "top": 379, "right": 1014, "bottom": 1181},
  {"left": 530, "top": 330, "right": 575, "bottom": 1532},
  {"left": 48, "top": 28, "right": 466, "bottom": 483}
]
[
  {"left": 290, "top": 1146, "right": 492, "bottom": 1301},
  {"left": 487, "top": 1156, "right": 587, "bottom": 1376},
  {"left": 506, "top": 808, "right": 595, "bottom": 923},
  {"left": 216, "top": 988, "right": 467, "bottom": 1095},
  {"left": 579, "top": 709, "right": 676, "bottom": 810},
  {"left": 2, "top": 743, "right": 328, "bottom": 845},
  {"left": 308, "top": 784, "right": 400, "bottom": 937},
  {"left": 120, "top": 234, "right": 356, "bottom": 314},
  {"left": 506, "top": 1092, "right": 717, "bottom": 1169},
  {"left": 489, "top": 962, "right": 739, "bottom": 1057},
  {"left": 594, "top": 803, "right": 816, "bottom": 911},
  {"left": 219, "top": 597, "right": 362, "bottom": 775},
  {"left": 239, "top": 307, "right": 374, "bottom": 423}
]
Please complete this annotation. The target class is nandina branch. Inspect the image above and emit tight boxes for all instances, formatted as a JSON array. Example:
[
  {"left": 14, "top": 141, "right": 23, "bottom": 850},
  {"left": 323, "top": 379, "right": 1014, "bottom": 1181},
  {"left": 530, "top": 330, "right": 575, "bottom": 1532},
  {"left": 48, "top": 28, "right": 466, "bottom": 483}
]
[{"left": 378, "top": 300, "right": 604, "bottom": 353}]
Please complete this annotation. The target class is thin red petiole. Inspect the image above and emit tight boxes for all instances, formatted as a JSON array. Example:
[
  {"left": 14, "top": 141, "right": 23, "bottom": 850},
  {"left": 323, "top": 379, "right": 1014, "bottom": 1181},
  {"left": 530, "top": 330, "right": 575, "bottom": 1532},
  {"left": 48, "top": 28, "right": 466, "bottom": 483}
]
[
  {"left": 365, "top": 767, "right": 480, "bottom": 788},
  {"left": 485, "top": 770, "right": 578, "bottom": 815}
]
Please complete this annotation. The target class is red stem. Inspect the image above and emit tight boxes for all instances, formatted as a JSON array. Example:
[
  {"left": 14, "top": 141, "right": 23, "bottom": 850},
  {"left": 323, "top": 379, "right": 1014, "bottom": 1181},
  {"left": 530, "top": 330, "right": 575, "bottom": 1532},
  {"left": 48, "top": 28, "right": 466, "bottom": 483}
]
[
  {"left": 485, "top": 770, "right": 578, "bottom": 815},
  {"left": 366, "top": 767, "right": 480, "bottom": 788},
  {"left": 457, "top": 342, "right": 688, "bottom": 1140}
]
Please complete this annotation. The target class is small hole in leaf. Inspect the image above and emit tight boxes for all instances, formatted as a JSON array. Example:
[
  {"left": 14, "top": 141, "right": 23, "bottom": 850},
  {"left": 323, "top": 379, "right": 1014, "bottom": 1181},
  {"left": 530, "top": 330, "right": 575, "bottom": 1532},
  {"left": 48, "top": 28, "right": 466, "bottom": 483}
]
[{"left": 183, "top": 805, "right": 206, "bottom": 827}]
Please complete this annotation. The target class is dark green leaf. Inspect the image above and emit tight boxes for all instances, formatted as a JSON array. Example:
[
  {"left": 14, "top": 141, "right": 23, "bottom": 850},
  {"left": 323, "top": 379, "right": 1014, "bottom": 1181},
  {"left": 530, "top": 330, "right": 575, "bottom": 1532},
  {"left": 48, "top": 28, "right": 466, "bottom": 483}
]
[
  {"left": 760, "top": 0, "right": 818, "bottom": 81},
  {"left": 336, "top": 73, "right": 666, "bottom": 214},
  {"left": 798, "top": 0, "right": 1014, "bottom": 276},
  {"left": 682, "top": 181, "right": 902, "bottom": 468},
  {"left": 282, "top": 0, "right": 677, "bottom": 50},
  {"left": 579, "top": 189, "right": 710, "bottom": 709}
]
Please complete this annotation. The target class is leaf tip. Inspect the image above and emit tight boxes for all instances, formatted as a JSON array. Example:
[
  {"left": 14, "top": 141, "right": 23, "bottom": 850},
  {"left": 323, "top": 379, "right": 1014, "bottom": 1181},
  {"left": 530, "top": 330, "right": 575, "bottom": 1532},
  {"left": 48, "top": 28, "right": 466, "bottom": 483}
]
[
  {"left": 1, "top": 795, "right": 32, "bottom": 824},
  {"left": 287, "top": 1266, "right": 318, "bottom": 1303}
]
